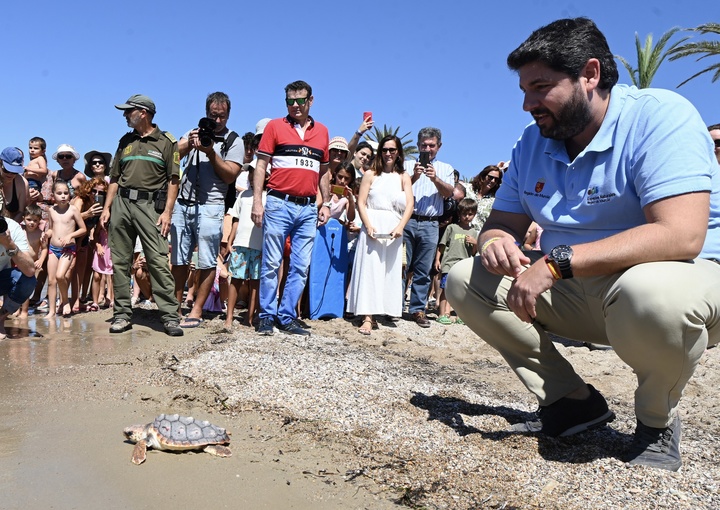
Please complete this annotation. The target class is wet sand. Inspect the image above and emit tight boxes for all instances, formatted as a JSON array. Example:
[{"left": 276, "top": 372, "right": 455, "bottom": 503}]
[{"left": 0, "top": 310, "right": 393, "bottom": 510}]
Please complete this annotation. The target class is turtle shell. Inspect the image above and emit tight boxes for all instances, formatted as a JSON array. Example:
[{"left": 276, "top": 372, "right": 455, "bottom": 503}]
[{"left": 150, "top": 414, "right": 230, "bottom": 449}]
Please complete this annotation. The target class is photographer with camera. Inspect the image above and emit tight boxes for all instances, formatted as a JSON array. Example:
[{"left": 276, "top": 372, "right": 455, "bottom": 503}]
[
  {"left": 171, "top": 91, "right": 243, "bottom": 328},
  {"left": 0, "top": 148, "right": 38, "bottom": 339},
  {"left": 402, "top": 127, "right": 455, "bottom": 328}
]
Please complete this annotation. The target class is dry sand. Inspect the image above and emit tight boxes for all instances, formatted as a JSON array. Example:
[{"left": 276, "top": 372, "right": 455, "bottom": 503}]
[{"left": 1, "top": 305, "right": 718, "bottom": 509}]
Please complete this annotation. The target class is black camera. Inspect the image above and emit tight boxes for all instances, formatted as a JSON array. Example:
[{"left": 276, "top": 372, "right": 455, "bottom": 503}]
[
  {"left": 198, "top": 117, "right": 222, "bottom": 147},
  {"left": 0, "top": 216, "right": 7, "bottom": 235}
]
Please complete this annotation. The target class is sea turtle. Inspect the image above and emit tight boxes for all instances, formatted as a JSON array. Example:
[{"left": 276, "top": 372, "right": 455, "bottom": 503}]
[{"left": 123, "top": 414, "right": 232, "bottom": 465}]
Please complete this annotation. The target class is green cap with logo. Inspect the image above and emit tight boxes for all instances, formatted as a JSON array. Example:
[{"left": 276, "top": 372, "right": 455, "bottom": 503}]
[{"left": 115, "top": 94, "right": 156, "bottom": 115}]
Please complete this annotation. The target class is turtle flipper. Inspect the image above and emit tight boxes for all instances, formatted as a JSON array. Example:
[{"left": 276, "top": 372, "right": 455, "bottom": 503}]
[
  {"left": 131, "top": 440, "right": 148, "bottom": 465},
  {"left": 204, "top": 445, "right": 232, "bottom": 457}
]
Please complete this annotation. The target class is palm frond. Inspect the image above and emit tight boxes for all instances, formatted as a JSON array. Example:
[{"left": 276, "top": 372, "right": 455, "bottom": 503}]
[{"left": 668, "top": 23, "right": 720, "bottom": 86}]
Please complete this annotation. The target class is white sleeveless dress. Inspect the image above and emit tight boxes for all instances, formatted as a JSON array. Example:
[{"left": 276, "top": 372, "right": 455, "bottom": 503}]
[{"left": 347, "top": 171, "right": 406, "bottom": 316}]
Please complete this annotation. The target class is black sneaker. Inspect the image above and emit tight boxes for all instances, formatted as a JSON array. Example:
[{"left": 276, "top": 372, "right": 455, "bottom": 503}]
[
  {"left": 277, "top": 319, "right": 311, "bottom": 336},
  {"left": 511, "top": 384, "right": 615, "bottom": 437},
  {"left": 626, "top": 415, "right": 682, "bottom": 471},
  {"left": 257, "top": 317, "right": 275, "bottom": 336},
  {"left": 164, "top": 320, "right": 184, "bottom": 337}
]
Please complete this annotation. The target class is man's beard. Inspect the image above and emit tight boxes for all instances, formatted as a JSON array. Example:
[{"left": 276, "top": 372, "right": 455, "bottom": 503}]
[{"left": 532, "top": 87, "right": 592, "bottom": 141}]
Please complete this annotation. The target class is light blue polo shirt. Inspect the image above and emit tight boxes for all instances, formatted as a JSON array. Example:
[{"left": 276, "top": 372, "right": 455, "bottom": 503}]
[{"left": 495, "top": 84, "right": 720, "bottom": 259}]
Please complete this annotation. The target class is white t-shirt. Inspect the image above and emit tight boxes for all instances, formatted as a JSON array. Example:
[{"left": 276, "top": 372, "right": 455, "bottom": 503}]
[
  {"left": 0, "top": 218, "right": 30, "bottom": 271},
  {"left": 228, "top": 189, "right": 265, "bottom": 251}
]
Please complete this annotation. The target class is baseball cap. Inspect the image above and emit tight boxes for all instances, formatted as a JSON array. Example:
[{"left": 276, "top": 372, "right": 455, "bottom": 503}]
[
  {"left": 329, "top": 136, "right": 349, "bottom": 152},
  {"left": 52, "top": 144, "right": 81, "bottom": 161},
  {"left": 115, "top": 94, "right": 156, "bottom": 115},
  {"left": 0, "top": 147, "right": 24, "bottom": 174},
  {"left": 255, "top": 118, "right": 272, "bottom": 135}
]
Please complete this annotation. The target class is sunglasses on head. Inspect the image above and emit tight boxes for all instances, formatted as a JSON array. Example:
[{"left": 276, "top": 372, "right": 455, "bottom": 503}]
[
  {"left": 285, "top": 97, "right": 309, "bottom": 106},
  {"left": 57, "top": 154, "right": 74, "bottom": 160}
]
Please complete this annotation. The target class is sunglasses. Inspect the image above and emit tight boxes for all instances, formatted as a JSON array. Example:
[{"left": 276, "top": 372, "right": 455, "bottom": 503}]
[
  {"left": 91, "top": 160, "right": 105, "bottom": 166},
  {"left": 285, "top": 97, "right": 309, "bottom": 106},
  {"left": 714, "top": 139, "right": 720, "bottom": 148},
  {"left": 57, "top": 154, "right": 74, "bottom": 160},
  {"left": 485, "top": 175, "right": 500, "bottom": 182},
  {"left": 381, "top": 148, "right": 398, "bottom": 154}
]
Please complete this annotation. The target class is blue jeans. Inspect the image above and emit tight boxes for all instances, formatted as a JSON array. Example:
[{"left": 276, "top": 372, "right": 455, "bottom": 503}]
[
  {"left": 0, "top": 267, "right": 36, "bottom": 313},
  {"left": 171, "top": 202, "right": 224, "bottom": 269},
  {"left": 403, "top": 218, "right": 439, "bottom": 313},
  {"left": 259, "top": 195, "right": 317, "bottom": 326}
]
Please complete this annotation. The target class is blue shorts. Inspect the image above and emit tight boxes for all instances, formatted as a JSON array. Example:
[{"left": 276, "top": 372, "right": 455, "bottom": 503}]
[
  {"left": 439, "top": 273, "right": 448, "bottom": 289},
  {"left": 170, "top": 202, "right": 224, "bottom": 269},
  {"left": 229, "top": 246, "right": 261, "bottom": 280}
]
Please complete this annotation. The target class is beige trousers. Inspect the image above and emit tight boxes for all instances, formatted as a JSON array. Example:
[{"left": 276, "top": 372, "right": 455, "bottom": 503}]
[{"left": 446, "top": 253, "right": 720, "bottom": 428}]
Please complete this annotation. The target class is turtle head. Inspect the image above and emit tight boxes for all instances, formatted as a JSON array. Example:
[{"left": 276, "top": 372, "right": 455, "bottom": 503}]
[{"left": 123, "top": 425, "right": 147, "bottom": 443}]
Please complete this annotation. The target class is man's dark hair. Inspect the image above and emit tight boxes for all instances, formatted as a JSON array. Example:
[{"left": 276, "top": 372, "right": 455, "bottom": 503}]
[
  {"left": 507, "top": 17, "right": 618, "bottom": 91},
  {"left": 206, "top": 91, "right": 231, "bottom": 114},
  {"left": 285, "top": 80, "right": 312, "bottom": 97},
  {"left": 457, "top": 198, "right": 478, "bottom": 216},
  {"left": 708, "top": 124, "right": 720, "bottom": 131},
  {"left": 242, "top": 131, "right": 254, "bottom": 146}
]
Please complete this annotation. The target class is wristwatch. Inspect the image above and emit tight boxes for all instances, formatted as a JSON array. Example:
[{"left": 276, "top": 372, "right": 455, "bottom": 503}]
[
  {"left": 6, "top": 247, "right": 18, "bottom": 257},
  {"left": 322, "top": 201, "right": 332, "bottom": 208},
  {"left": 547, "top": 244, "right": 574, "bottom": 279}
]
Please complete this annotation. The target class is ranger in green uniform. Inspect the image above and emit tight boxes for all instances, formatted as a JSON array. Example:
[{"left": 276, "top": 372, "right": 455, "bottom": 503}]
[{"left": 100, "top": 94, "right": 183, "bottom": 336}]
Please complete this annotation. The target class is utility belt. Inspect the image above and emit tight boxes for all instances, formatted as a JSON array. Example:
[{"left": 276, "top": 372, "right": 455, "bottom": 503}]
[
  {"left": 411, "top": 213, "right": 441, "bottom": 222},
  {"left": 267, "top": 189, "right": 316, "bottom": 206},
  {"left": 118, "top": 186, "right": 167, "bottom": 213}
]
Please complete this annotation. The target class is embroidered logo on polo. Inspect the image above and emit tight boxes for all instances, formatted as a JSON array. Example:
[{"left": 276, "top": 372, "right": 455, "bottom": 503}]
[
  {"left": 586, "top": 186, "right": 617, "bottom": 205},
  {"left": 523, "top": 178, "right": 551, "bottom": 199}
]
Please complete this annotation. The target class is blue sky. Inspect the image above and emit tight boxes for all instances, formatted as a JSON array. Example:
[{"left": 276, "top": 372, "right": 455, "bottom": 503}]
[{"left": 3, "top": 0, "right": 716, "bottom": 181}]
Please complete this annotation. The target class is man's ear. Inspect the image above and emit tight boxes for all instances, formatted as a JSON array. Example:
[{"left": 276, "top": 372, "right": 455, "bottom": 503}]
[{"left": 581, "top": 58, "right": 601, "bottom": 92}]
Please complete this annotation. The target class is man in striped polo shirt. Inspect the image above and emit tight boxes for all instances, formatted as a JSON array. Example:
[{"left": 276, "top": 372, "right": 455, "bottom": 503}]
[
  {"left": 403, "top": 127, "right": 455, "bottom": 327},
  {"left": 251, "top": 80, "right": 331, "bottom": 336}
]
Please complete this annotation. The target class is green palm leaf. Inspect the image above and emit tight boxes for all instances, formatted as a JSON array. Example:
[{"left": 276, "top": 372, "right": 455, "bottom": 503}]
[
  {"left": 615, "top": 27, "right": 688, "bottom": 89},
  {"left": 364, "top": 124, "right": 418, "bottom": 158},
  {"left": 669, "top": 23, "right": 720, "bottom": 87}
]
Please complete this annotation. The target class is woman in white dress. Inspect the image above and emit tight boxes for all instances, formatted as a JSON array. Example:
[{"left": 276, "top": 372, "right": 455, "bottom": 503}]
[{"left": 347, "top": 135, "right": 414, "bottom": 334}]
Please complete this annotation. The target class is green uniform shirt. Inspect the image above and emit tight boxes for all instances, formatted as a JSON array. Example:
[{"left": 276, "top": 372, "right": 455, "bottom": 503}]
[{"left": 110, "top": 126, "right": 180, "bottom": 191}]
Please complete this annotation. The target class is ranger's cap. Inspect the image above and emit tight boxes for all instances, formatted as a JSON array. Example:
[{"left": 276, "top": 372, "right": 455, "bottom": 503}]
[{"left": 115, "top": 94, "right": 156, "bottom": 114}]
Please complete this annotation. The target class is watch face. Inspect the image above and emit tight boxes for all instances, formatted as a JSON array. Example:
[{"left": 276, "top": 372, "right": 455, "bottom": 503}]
[{"left": 551, "top": 244, "right": 573, "bottom": 262}]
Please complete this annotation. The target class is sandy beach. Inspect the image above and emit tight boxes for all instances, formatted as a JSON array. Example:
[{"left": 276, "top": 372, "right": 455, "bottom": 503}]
[{"left": 1, "top": 305, "right": 718, "bottom": 509}]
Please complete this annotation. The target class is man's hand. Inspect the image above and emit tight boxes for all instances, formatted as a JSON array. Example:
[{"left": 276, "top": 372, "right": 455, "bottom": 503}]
[
  {"left": 251, "top": 200, "right": 264, "bottom": 228},
  {"left": 424, "top": 162, "right": 436, "bottom": 181},
  {"left": 317, "top": 205, "right": 330, "bottom": 226},
  {"left": 156, "top": 211, "right": 172, "bottom": 237},
  {"left": 0, "top": 231, "right": 12, "bottom": 250},
  {"left": 506, "top": 259, "right": 557, "bottom": 323},
  {"left": 480, "top": 237, "right": 531, "bottom": 278},
  {"left": 99, "top": 208, "right": 110, "bottom": 230}
]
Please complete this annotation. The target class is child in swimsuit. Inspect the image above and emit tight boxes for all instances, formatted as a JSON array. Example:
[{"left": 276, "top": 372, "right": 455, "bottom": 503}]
[
  {"left": 44, "top": 179, "right": 86, "bottom": 318},
  {"left": 24, "top": 137, "right": 48, "bottom": 192}
]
